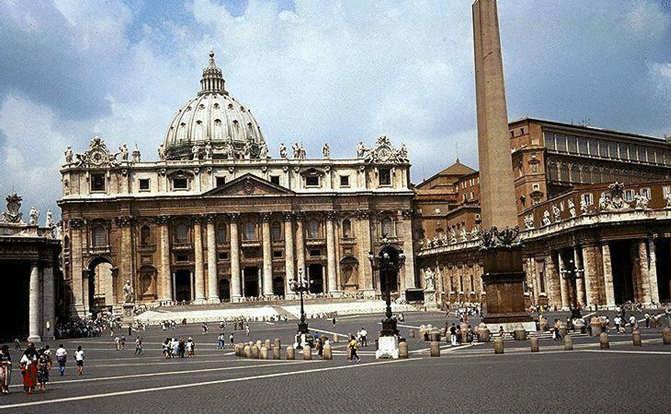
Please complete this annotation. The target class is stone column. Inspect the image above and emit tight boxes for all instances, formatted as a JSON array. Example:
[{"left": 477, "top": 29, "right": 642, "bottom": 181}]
[
  {"left": 69, "top": 218, "right": 85, "bottom": 315},
  {"left": 193, "top": 217, "right": 206, "bottom": 303},
  {"left": 356, "top": 211, "right": 374, "bottom": 296},
  {"left": 262, "top": 213, "right": 273, "bottom": 297},
  {"left": 581, "top": 244, "right": 598, "bottom": 307},
  {"left": 42, "top": 265, "right": 55, "bottom": 341},
  {"left": 648, "top": 238, "right": 660, "bottom": 304},
  {"left": 295, "top": 214, "right": 306, "bottom": 280},
  {"left": 206, "top": 215, "right": 219, "bottom": 303},
  {"left": 156, "top": 216, "right": 172, "bottom": 302},
  {"left": 637, "top": 240, "right": 650, "bottom": 304},
  {"left": 573, "top": 247, "right": 586, "bottom": 308},
  {"left": 229, "top": 214, "right": 241, "bottom": 302},
  {"left": 399, "top": 211, "right": 416, "bottom": 293},
  {"left": 557, "top": 252, "right": 569, "bottom": 310},
  {"left": 602, "top": 241, "right": 616, "bottom": 308},
  {"left": 545, "top": 253, "right": 561, "bottom": 309},
  {"left": 116, "top": 216, "right": 134, "bottom": 306},
  {"left": 326, "top": 212, "right": 338, "bottom": 294},
  {"left": 283, "top": 213, "right": 295, "bottom": 297},
  {"left": 28, "top": 262, "right": 41, "bottom": 343}
]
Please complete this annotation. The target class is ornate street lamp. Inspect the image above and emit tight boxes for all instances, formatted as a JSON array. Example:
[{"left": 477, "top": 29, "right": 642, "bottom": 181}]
[
  {"left": 368, "top": 235, "right": 405, "bottom": 337},
  {"left": 289, "top": 268, "right": 310, "bottom": 335}
]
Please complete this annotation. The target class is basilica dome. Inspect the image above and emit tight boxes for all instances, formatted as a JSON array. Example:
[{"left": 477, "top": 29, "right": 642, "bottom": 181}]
[{"left": 162, "top": 51, "right": 266, "bottom": 160}]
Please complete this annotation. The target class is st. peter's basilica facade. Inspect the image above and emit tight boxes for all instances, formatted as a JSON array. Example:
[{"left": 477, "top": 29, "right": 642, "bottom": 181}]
[{"left": 59, "top": 52, "right": 417, "bottom": 316}]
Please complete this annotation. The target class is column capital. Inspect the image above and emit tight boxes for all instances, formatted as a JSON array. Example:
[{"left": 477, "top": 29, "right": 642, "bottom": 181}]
[
  {"left": 190, "top": 215, "right": 206, "bottom": 225},
  {"left": 293, "top": 211, "right": 306, "bottom": 221},
  {"left": 261, "top": 212, "right": 273, "bottom": 222},
  {"left": 68, "top": 218, "right": 85, "bottom": 229},
  {"left": 227, "top": 212, "right": 241, "bottom": 222},
  {"left": 326, "top": 211, "right": 338, "bottom": 221},
  {"left": 283, "top": 212, "right": 294, "bottom": 222},
  {"left": 355, "top": 209, "right": 370, "bottom": 219},
  {"left": 154, "top": 215, "right": 171, "bottom": 225},
  {"left": 206, "top": 214, "right": 218, "bottom": 224},
  {"left": 114, "top": 215, "right": 135, "bottom": 227}
]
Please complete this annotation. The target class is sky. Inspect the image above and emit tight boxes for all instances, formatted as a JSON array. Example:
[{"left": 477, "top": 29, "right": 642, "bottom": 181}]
[{"left": 0, "top": 0, "right": 670, "bottom": 221}]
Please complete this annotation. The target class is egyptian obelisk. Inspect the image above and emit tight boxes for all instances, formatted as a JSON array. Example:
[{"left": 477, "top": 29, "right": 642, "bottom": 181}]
[{"left": 473, "top": 0, "right": 531, "bottom": 327}]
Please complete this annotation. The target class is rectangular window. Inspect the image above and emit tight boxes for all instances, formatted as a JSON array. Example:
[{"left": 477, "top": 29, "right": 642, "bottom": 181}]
[
  {"left": 609, "top": 142, "right": 618, "bottom": 159},
  {"left": 532, "top": 183, "right": 540, "bottom": 191},
  {"left": 270, "top": 175, "right": 280, "bottom": 185},
  {"left": 555, "top": 134, "right": 567, "bottom": 152},
  {"left": 582, "top": 193, "right": 593, "bottom": 206},
  {"left": 578, "top": 138, "right": 588, "bottom": 155},
  {"left": 543, "top": 132, "right": 555, "bottom": 150},
  {"left": 218, "top": 252, "right": 229, "bottom": 261},
  {"left": 216, "top": 177, "right": 226, "bottom": 187},
  {"left": 588, "top": 138, "right": 598, "bottom": 156},
  {"left": 175, "top": 254, "right": 189, "bottom": 262},
  {"left": 91, "top": 173, "right": 106, "bottom": 192},
  {"left": 630, "top": 144, "right": 639, "bottom": 161},
  {"left": 273, "top": 250, "right": 283, "bottom": 259},
  {"left": 640, "top": 187, "right": 651, "bottom": 199},
  {"left": 378, "top": 168, "right": 391, "bottom": 186},
  {"left": 173, "top": 178, "right": 188, "bottom": 190},
  {"left": 306, "top": 176, "right": 320, "bottom": 187},
  {"left": 309, "top": 249, "right": 321, "bottom": 257},
  {"left": 139, "top": 178, "right": 150, "bottom": 191},
  {"left": 339, "top": 175, "right": 350, "bottom": 187},
  {"left": 567, "top": 135, "right": 577, "bottom": 153},
  {"left": 624, "top": 189, "right": 635, "bottom": 202}
]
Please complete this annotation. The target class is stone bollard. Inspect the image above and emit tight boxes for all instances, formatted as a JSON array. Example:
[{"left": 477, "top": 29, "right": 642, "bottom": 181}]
[
  {"left": 430, "top": 341, "right": 440, "bottom": 357},
  {"left": 323, "top": 343, "right": 332, "bottom": 360},
  {"left": 493, "top": 337, "right": 504, "bottom": 354},
  {"left": 478, "top": 323, "right": 490, "bottom": 342},
  {"left": 399, "top": 340, "right": 408, "bottom": 359},
  {"left": 244, "top": 345, "right": 252, "bottom": 358},
  {"left": 563, "top": 334, "right": 573, "bottom": 351},
  {"left": 286, "top": 346, "right": 295, "bottom": 360},
  {"left": 663, "top": 327, "right": 671, "bottom": 345},
  {"left": 632, "top": 329, "right": 642, "bottom": 346},
  {"left": 274, "top": 338, "right": 281, "bottom": 350},
  {"left": 599, "top": 332, "right": 609, "bottom": 349},
  {"left": 260, "top": 346, "right": 269, "bottom": 359},
  {"left": 590, "top": 318, "right": 602, "bottom": 336},
  {"left": 513, "top": 324, "right": 527, "bottom": 341},
  {"left": 431, "top": 331, "right": 441, "bottom": 343},
  {"left": 251, "top": 344, "right": 260, "bottom": 358},
  {"left": 559, "top": 322, "right": 568, "bottom": 338},
  {"left": 530, "top": 336, "right": 540, "bottom": 352},
  {"left": 303, "top": 345, "right": 312, "bottom": 360},
  {"left": 272, "top": 345, "right": 281, "bottom": 359},
  {"left": 265, "top": 339, "right": 271, "bottom": 350},
  {"left": 256, "top": 340, "right": 262, "bottom": 350}
]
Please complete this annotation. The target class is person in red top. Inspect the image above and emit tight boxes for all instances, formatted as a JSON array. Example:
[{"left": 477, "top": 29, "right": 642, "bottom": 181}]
[{"left": 20, "top": 343, "right": 38, "bottom": 394}]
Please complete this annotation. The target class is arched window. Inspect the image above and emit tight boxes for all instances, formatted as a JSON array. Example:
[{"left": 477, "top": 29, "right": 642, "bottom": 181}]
[
  {"left": 244, "top": 222, "right": 256, "bottom": 241},
  {"left": 307, "top": 219, "right": 321, "bottom": 239},
  {"left": 381, "top": 216, "right": 394, "bottom": 237},
  {"left": 175, "top": 223, "right": 189, "bottom": 244},
  {"left": 271, "top": 221, "right": 282, "bottom": 241},
  {"left": 342, "top": 219, "right": 352, "bottom": 238},
  {"left": 140, "top": 225, "right": 151, "bottom": 247},
  {"left": 216, "top": 224, "right": 227, "bottom": 244},
  {"left": 92, "top": 225, "right": 107, "bottom": 247}
]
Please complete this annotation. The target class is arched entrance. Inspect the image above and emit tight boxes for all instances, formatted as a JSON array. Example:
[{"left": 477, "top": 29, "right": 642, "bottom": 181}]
[
  {"left": 175, "top": 270, "right": 192, "bottom": 303},
  {"left": 87, "top": 256, "right": 114, "bottom": 314},
  {"left": 272, "top": 276, "right": 285, "bottom": 297},
  {"left": 219, "top": 278, "right": 230, "bottom": 302},
  {"left": 243, "top": 267, "right": 259, "bottom": 297},
  {"left": 308, "top": 264, "right": 324, "bottom": 294}
]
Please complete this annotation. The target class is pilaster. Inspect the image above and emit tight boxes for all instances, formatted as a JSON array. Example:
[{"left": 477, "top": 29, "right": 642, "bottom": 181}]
[
  {"left": 206, "top": 215, "right": 219, "bottom": 303},
  {"left": 229, "top": 213, "right": 241, "bottom": 302},
  {"left": 601, "top": 241, "right": 616, "bottom": 308},
  {"left": 192, "top": 216, "right": 206, "bottom": 303},
  {"left": 261, "top": 213, "right": 273, "bottom": 296}
]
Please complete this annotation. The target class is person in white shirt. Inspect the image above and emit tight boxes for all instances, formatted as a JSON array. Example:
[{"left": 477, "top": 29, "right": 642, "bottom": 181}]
[
  {"left": 359, "top": 328, "right": 368, "bottom": 347},
  {"left": 55, "top": 345, "right": 67, "bottom": 376},
  {"left": 74, "top": 346, "right": 85, "bottom": 376}
]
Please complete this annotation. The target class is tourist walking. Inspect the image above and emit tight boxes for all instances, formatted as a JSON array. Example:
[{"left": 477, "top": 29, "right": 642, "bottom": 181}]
[
  {"left": 229, "top": 332, "right": 235, "bottom": 346},
  {"left": 186, "top": 337, "right": 195, "bottom": 357},
  {"left": 55, "top": 344, "right": 67, "bottom": 376},
  {"left": 359, "top": 328, "right": 368, "bottom": 347},
  {"left": 449, "top": 324, "right": 457, "bottom": 346},
  {"left": 0, "top": 345, "right": 11, "bottom": 394},
  {"left": 37, "top": 349, "right": 50, "bottom": 392},
  {"left": 348, "top": 336, "right": 360, "bottom": 364},
  {"left": 201, "top": 323, "right": 208, "bottom": 335},
  {"left": 553, "top": 319, "right": 562, "bottom": 341},
  {"left": 19, "top": 343, "right": 38, "bottom": 394},
  {"left": 217, "top": 333, "right": 225, "bottom": 350},
  {"left": 135, "top": 336, "right": 143, "bottom": 356},
  {"left": 75, "top": 346, "right": 85, "bottom": 376}
]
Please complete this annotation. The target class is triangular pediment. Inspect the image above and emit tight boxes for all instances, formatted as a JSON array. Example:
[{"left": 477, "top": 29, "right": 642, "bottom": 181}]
[{"left": 203, "top": 173, "right": 294, "bottom": 197}]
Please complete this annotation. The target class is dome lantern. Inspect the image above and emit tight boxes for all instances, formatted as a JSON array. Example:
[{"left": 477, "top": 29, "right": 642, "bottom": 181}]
[{"left": 199, "top": 50, "right": 227, "bottom": 95}]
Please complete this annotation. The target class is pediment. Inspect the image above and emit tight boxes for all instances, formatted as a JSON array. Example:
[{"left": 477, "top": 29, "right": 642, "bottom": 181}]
[{"left": 204, "top": 174, "right": 294, "bottom": 197}]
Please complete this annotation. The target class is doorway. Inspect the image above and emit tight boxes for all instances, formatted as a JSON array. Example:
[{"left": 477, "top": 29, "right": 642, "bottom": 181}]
[
  {"left": 272, "top": 276, "right": 285, "bottom": 297},
  {"left": 611, "top": 241, "right": 634, "bottom": 304},
  {"left": 308, "top": 264, "right": 324, "bottom": 294},
  {"left": 244, "top": 267, "right": 259, "bottom": 297},
  {"left": 219, "top": 278, "right": 230, "bottom": 302},
  {"left": 0, "top": 261, "right": 29, "bottom": 341},
  {"left": 175, "top": 270, "right": 192, "bottom": 303}
]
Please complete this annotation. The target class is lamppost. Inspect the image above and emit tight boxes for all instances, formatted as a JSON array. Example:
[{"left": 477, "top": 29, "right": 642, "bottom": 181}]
[
  {"left": 560, "top": 258, "right": 584, "bottom": 318},
  {"left": 368, "top": 236, "right": 405, "bottom": 337},
  {"left": 289, "top": 268, "right": 310, "bottom": 335}
]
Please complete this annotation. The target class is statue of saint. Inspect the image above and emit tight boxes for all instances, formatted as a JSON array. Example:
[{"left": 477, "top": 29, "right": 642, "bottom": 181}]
[
  {"left": 259, "top": 142, "right": 269, "bottom": 159},
  {"left": 119, "top": 144, "right": 129, "bottom": 161},
  {"left": 279, "top": 143, "right": 288, "bottom": 159},
  {"left": 64, "top": 146, "right": 73, "bottom": 163},
  {"left": 123, "top": 280, "right": 135, "bottom": 304},
  {"left": 424, "top": 268, "right": 435, "bottom": 291},
  {"left": 29, "top": 207, "right": 40, "bottom": 226},
  {"left": 322, "top": 143, "right": 330, "bottom": 159}
]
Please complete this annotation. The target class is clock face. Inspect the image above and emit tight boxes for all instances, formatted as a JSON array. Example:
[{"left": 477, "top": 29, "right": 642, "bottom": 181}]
[
  {"left": 377, "top": 146, "right": 391, "bottom": 161},
  {"left": 90, "top": 150, "right": 105, "bottom": 166}
]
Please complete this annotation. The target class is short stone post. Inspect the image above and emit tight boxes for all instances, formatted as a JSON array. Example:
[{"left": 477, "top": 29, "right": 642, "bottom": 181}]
[
  {"left": 274, "top": 338, "right": 281, "bottom": 350},
  {"left": 530, "top": 336, "right": 539, "bottom": 352},
  {"left": 599, "top": 332, "right": 609, "bottom": 349},
  {"left": 244, "top": 344, "right": 252, "bottom": 358},
  {"left": 632, "top": 329, "right": 641, "bottom": 346},
  {"left": 493, "top": 336, "right": 504, "bottom": 354},
  {"left": 399, "top": 340, "right": 408, "bottom": 359},
  {"left": 559, "top": 322, "right": 568, "bottom": 338},
  {"left": 286, "top": 346, "right": 295, "bottom": 360},
  {"left": 663, "top": 327, "right": 671, "bottom": 345},
  {"left": 260, "top": 345, "right": 269, "bottom": 359},
  {"left": 430, "top": 341, "right": 440, "bottom": 357},
  {"left": 478, "top": 323, "right": 490, "bottom": 342},
  {"left": 251, "top": 344, "right": 259, "bottom": 358},
  {"left": 264, "top": 339, "right": 271, "bottom": 350},
  {"left": 513, "top": 324, "right": 527, "bottom": 341},
  {"left": 303, "top": 345, "right": 312, "bottom": 360},
  {"left": 256, "top": 340, "right": 262, "bottom": 350},
  {"left": 563, "top": 334, "right": 573, "bottom": 351},
  {"left": 272, "top": 345, "right": 281, "bottom": 359},
  {"left": 322, "top": 343, "right": 332, "bottom": 360}
]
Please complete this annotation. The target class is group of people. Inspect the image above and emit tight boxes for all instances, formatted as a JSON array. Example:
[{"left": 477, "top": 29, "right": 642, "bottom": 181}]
[
  {"left": 446, "top": 323, "right": 476, "bottom": 345},
  {"left": 0, "top": 342, "right": 85, "bottom": 395},
  {"left": 162, "top": 337, "right": 196, "bottom": 358}
]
